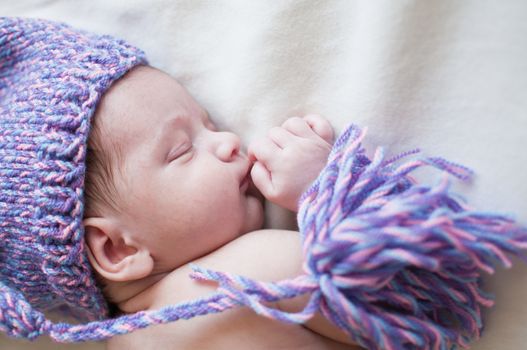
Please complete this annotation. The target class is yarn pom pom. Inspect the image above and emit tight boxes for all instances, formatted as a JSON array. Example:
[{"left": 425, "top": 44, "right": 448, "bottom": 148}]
[{"left": 295, "top": 125, "right": 527, "bottom": 349}]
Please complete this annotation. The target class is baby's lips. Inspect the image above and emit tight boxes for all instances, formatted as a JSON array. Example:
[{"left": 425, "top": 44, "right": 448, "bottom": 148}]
[{"left": 247, "top": 149, "right": 257, "bottom": 162}]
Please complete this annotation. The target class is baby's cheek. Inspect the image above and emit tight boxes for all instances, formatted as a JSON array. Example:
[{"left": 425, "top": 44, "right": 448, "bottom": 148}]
[{"left": 200, "top": 185, "right": 237, "bottom": 216}]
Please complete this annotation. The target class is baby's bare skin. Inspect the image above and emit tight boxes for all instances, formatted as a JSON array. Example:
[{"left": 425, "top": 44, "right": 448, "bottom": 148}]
[{"left": 108, "top": 230, "right": 359, "bottom": 350}]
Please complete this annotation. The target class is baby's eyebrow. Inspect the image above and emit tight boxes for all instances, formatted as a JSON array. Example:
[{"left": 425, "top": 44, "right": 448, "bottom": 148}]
[{"left": 157, "top": 115, "right": 186, "bottom": 149}]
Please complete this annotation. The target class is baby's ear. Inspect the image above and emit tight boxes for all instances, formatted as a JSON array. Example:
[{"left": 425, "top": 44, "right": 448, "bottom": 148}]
[{"left": 83, "top": 217, "right": 154, "bottom": 282}]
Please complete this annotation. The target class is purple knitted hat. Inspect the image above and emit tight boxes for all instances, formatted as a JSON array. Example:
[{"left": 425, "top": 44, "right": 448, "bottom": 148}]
[
  {"left": 1, "top": 16, "right": 526, "bottom": 349},
  {"left": 0, "top": 17, "right": 147, "bottom": 324}
]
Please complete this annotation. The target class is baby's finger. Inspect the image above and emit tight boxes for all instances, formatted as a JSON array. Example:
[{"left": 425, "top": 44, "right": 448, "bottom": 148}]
[
  {"left": 303, "top": 114, "right": 334, "bottom": 144},
  {"left": 247, "top": 137, "right": 281, "bottom": 168},
  {"left": 250, "top": 161, "right": 275, "bottom": 199},
  {"left": 268, "top": 126, "right": 294, "bottom": 149},
  {"left": 281, "top": 116, "right": 316, "bottom": 138}
]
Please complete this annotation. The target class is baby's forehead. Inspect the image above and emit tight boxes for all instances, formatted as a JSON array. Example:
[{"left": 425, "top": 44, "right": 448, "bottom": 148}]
[
  {"left": 93, "top": 66, "right": 207, "bottom": 154},
  {"left": 102, "top": 66, "right": 185, "bottom": 115},
  {"left": 98, "top": 68, "right": 191, "bottom": 133}
]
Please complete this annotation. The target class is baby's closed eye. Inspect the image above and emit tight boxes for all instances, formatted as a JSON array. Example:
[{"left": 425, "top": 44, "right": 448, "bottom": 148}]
[{"left": 167, "top": 141, "right": 193, "bottom": 162}]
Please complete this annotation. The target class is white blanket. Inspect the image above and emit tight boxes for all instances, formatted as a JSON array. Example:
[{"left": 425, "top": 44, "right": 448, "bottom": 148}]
[{"left": 1, "top": 1, "right": 526, "bottom": 349}]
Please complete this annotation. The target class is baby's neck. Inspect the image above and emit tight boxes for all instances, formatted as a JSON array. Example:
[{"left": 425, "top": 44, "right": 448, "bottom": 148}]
[
  {"left": 104, "top": 272, "right": 169, "bottom": 313},
  {"left": 105, "top": 258, "right": 227, "bottom": 315}
]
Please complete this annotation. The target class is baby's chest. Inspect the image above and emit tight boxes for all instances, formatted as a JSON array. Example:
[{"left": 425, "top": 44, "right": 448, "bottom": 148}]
[{"left": 107, "top": 308, "right": 349, "bottom": 350}]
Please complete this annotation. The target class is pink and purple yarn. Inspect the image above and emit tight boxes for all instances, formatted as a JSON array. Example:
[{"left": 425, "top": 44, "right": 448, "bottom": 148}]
[{"left": 2, "top": 17, "right": 527, "bottom": 350}]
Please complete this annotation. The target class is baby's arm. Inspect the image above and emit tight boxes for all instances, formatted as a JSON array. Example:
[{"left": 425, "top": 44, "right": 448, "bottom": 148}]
[
  {"left": 245, "top": 117, "right": 353, "bottom": 344},
  {"left": 248, "top": 115, "right": 334, "bottom": 212},
  {"left": 190, "top": 229, "right": 355, "bottom": 346}
]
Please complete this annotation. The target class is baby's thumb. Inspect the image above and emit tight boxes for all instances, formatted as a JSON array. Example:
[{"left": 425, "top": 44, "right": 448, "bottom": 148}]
[
  {"left": 250, "top": 161, "right": 274, "bottom": 199},
  {"left": 303, "top": 114, "right": 334, "bottom": 144}
]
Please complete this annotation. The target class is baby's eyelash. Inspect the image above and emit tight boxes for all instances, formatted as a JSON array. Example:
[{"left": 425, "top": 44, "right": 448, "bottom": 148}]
[{"left": 167, "top": 143, "right": 193, "bottom": 162}]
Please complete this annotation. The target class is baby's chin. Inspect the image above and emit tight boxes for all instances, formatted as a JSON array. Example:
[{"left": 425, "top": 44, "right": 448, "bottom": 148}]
[{"left": 241, "top": 192, "right": 265, "bottom": 234}]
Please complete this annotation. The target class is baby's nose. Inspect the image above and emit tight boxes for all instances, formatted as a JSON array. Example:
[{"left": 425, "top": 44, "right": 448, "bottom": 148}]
[{"left": 214, "top": 131, "right": 241, "bottom": 162}]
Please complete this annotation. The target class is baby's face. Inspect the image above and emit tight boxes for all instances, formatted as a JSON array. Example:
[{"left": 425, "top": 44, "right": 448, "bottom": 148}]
[{"left": 95, "top": 66, "right": 264, "bottom": 270}]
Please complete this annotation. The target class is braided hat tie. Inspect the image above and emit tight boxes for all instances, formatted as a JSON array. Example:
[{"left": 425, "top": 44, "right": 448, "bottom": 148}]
[{"left": 2, "top": 17, "right": 526, "bottom": 350}]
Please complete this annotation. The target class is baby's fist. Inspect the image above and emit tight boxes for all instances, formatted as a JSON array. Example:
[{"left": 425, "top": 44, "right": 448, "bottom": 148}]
[{"left": 248, "top": 115, "right": 334, "bottom": 212}]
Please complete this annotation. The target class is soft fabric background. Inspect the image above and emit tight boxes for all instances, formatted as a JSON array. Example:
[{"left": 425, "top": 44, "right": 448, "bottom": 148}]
[{"left": 1, "top": 1, "right": 526, "bottom": 349}]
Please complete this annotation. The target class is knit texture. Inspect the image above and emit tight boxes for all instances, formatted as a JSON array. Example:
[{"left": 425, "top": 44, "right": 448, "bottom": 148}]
[
  {"left": 1, "top": 17, "right": 527, "bottom": 349},
  {"left": 0, "top": 17, "right": 147, "bottom": 322}
]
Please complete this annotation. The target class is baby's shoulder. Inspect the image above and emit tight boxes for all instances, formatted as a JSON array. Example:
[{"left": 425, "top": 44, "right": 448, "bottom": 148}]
[
  {"left": 149, "top": 229, "right": 305, "bottom": 307},
  {"left": 191, "top": 228, "right": 304, "bottom": 281},
  {"left": 157, "top": 229, "right": 304, "bottom": 306},
  {"left": 107, "top": 229, "right": 315, "bottom": 350}
]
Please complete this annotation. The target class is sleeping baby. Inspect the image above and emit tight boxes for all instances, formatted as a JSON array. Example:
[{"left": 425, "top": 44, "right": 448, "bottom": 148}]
[
  {"left": 85, "top": 63, "right": 359, "bottom": 350},
  {"left": 0, "top": 17, "right": 359, "bottom": 349},
  {"left": 4, "top": 16, "right": 524, "bottom": 350}
]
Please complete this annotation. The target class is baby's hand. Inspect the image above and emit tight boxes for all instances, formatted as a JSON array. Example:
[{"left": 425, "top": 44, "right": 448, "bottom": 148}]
[{"left": 248, "top": 115, "right": 334, "bottom": 212}]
